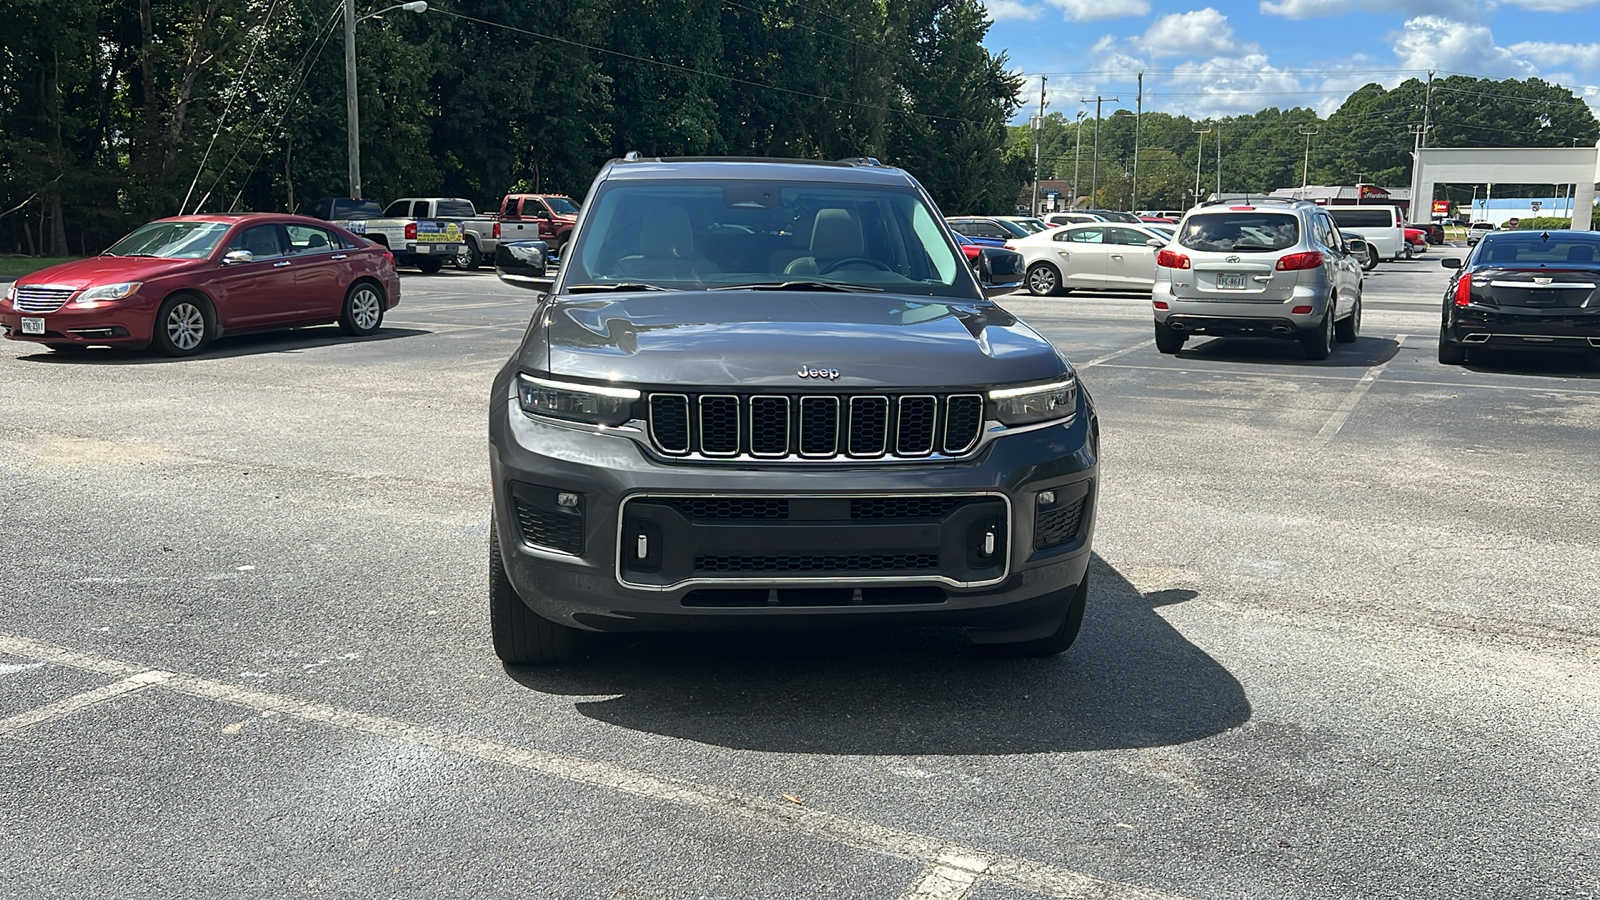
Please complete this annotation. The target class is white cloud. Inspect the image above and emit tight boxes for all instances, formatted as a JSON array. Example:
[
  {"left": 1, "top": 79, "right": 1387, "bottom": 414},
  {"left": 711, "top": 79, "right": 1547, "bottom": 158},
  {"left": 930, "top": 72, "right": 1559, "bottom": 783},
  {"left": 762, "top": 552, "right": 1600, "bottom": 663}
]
[
  {"left": 1494, "top": 0, "right": 1600, "bottom": 10},
  {"left": 1508, "top": 41, "right": 1600, "bottom": 72},
  {"left": 1137, "top": 9, "right": 1256, "bottom": 59},
  {"left": 984, "top": 0, "right": 1043, "bottom": 22},
  {"left": 1162, "top": 54, "right": 1309, "bottom": 118},
  {"left": 1261, "top": 0, "right": 1479, "bottom": 18},
  {"left": 1391, "top": 17, "right": 1537, "bottom": 79},
  {"left": 1044, "top": 0, "right": 1150, "bottom": 21}
]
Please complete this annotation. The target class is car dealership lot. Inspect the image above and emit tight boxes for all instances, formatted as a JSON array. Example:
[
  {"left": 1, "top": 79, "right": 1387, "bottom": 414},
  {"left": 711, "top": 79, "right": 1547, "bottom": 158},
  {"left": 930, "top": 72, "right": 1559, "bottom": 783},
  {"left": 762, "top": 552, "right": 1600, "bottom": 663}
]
[{"left": 2, "top": 259, "right": 1596, "bottom": 898}]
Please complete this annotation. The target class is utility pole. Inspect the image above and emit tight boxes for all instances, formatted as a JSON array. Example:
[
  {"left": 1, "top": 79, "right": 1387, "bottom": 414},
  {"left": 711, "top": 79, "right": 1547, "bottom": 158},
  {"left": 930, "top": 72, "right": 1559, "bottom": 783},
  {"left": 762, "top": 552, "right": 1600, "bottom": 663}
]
[
  {"left": 1422, "top": 70, "right": 1433, "bottom": 148},
  {"left": 1215, "top": 122, "right": 1222, "bottom": 199},
  {"left": 1031, "top": 76, "right": 1047, "bottom": 216},
  {"left": 1132, "top": 72, "right": 1142, "bottom": 213},
  {"left": 1082, "top": 95, "right": 1118, "bottom": 208},
  {"left": 1192, "top": 123, "right": 1211, "bottom": 205},
  {"left": 344, "top": 0, "right": 360, "bottom": 199},
  {"left": 1299, "top": 124, "right": 1319, "bottom": 191},
  {"left": 1073, "top": 111, "right": 1086, "bottom": 209}
]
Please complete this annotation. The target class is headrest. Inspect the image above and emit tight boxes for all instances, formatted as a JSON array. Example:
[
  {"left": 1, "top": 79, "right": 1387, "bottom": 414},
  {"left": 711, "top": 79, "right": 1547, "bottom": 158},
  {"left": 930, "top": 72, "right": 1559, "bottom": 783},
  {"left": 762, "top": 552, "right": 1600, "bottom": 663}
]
[
  {"left": 811, "top": 208, "right": 864, "bottom": 261},
  {"left": 639, "top": 207, "right": 693, "bottom": 258}
]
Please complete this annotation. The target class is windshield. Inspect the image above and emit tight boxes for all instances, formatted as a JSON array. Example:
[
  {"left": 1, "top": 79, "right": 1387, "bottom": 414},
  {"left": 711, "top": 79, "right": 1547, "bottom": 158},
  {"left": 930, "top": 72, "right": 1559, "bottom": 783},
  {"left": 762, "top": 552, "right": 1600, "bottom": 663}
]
[
  {"left": 1475, "top": 234, "right": 1600, "bottom": 267},
  {"left": 563, "top": 177, "right": 970, "bottom": 297},
  {"left": 545, "top": 196, "right": 580, "bottom": 216},
  {"left": 104, "top": 221, "right": 232, "bottom": 259},
  {"left": 1178, "top": 213, "right": 1299, "bottom": 253},
  {"left": 1326, "top": 208, "right": 1396, "bottom": 229}
]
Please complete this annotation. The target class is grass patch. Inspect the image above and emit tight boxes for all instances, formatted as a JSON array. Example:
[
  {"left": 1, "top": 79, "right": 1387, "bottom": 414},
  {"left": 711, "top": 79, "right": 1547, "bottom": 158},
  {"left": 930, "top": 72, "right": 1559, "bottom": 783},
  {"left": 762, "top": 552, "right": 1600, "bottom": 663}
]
[{"left": 0, "top": 256, "right": 82, "bottom": 278}]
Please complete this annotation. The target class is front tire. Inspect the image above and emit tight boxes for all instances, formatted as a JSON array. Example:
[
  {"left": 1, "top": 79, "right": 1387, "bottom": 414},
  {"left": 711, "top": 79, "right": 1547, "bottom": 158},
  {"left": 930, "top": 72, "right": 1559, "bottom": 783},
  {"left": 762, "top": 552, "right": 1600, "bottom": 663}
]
[
  {"left": 455, "top": 239, "right": 482, "bottom": 270},
  {"left": 490, "top": 520, "right": 587, "bottom": 665},
  {"left": 338, "top": 282, "right": 385, "bottom": 337},
  {"left": 416, "top": 257, "right": 445, "bottom": 274},
  {"left": 1361, "top": 245, "right": 1379, "bottom": 271},
  {"left": 1301, "top": 308, "right": 1334, "bottom": 360},
  {"left": 153, "top": 294, "right": 213, "bottom": 357},
  {"left": 1026, "top": 262, "right": 1063, "bottom": 296},
  {"left": 972, "top": 572, "right": 1088, "bottom": 658},
  {"left": 1334, "top": 296, "right": 1361, "bottom": 343}
]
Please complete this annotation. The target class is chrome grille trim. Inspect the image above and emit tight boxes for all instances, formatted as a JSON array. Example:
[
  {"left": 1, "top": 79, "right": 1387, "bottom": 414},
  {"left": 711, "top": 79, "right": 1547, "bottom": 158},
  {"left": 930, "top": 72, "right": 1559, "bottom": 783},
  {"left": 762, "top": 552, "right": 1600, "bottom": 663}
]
[
  {"left": 14, "top": 286, "right": 76, "bottom": 314},
  {"left": 646, "top": 392, "right": 993, "bottom": 463},
  {"left": 943, "top": 394, "right": 984, "bottom": 455},
  {"left": 895, "top": 395, "right": 937, "bottom": 457},
  {"left": 648, "top": 394, "right": 691, "bottom": 455},
  {"left": 847, "top": 396, "right": 890, "bottom": 459},
  {"left": 698, "top": 395, "right": 740, "bottom": 457},
  {"left": 798, "top": 396, "right": 840, "bottom": 458}
]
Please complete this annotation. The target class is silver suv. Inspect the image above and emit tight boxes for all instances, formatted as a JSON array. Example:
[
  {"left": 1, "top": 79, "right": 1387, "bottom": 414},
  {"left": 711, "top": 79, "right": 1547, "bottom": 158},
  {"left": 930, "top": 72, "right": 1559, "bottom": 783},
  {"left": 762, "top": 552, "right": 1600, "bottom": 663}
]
[{"left": 1153, "top": 198, "right": 1366, "bottom": 360}]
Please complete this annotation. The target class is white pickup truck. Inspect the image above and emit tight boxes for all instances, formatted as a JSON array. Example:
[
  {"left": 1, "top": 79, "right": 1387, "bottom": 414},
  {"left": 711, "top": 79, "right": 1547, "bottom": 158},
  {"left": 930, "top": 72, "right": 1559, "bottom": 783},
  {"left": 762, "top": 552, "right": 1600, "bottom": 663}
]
[
  {"left": 298, "top": 196, "right": 464, "bottom": 274},
  {"left": 385, "top": 197, "right": 502, "bottom": 270}
]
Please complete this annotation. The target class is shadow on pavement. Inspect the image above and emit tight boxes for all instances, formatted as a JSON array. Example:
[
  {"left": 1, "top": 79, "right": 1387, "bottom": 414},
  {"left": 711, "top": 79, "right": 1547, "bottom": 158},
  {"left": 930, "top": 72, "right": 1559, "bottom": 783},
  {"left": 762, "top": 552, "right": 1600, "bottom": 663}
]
[
  {"left": 507, "top": 553, "right": 1250, "bottom": 755},
  {"left": 1461, "top": 347, "right": 1600, "bottom": 379},
  {"left": 13, "top": 326, "right": 430, "bottom": 364},
  {"left": 1177, "top": 334, "right": 1401, "bottom": 368}
]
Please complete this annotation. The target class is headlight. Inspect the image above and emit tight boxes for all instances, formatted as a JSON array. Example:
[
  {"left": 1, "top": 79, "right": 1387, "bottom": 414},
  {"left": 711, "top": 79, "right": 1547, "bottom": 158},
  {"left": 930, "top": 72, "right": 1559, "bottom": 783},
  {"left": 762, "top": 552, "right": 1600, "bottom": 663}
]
[
  {"left": 989, "top": 378, "right": 1077, "bottom": 426},
  {"left": 3, "top": 284, "right": 14, "bottom": 303},
  {"left": 76, "top": 282, "right": 142, "bottom": 303},
  {"left": 517, "top": 373, "right": 640, "bottom": 426}
]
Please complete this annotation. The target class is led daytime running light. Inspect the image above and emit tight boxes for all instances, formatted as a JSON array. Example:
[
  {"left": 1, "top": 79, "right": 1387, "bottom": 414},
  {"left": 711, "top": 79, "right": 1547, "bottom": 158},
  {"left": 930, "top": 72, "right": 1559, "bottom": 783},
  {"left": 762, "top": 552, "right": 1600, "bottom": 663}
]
[
  {"left": 989, "top": 378, "right": 1075, "bottom": 400},
  {"left": 519, "top": 374, "right": 640, "bottom": 400}
]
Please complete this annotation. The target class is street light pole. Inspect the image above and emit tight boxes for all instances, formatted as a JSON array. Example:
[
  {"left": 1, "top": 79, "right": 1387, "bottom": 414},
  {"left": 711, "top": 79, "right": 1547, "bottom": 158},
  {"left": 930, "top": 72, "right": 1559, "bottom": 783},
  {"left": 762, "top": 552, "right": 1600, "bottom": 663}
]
[
  {"left": 1031, "top": 76, "right": 1046, "bottom": 216},
  {"left": 1081, "top": 95, "right": 1118, "bottom": 207},
  {"left": 1072, "top": 111, "right": 1086, "bottom": 209},
  {"left": 345, "top": 0, "right": 429, "bottom": 200}
]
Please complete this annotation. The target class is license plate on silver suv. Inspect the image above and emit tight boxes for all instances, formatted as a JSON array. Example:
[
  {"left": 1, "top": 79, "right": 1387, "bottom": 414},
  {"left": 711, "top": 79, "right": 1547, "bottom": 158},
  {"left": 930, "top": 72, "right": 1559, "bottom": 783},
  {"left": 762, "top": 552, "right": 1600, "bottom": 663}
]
[{"left": 1216, "top": 273, "right": 1246, "bottom": 290}]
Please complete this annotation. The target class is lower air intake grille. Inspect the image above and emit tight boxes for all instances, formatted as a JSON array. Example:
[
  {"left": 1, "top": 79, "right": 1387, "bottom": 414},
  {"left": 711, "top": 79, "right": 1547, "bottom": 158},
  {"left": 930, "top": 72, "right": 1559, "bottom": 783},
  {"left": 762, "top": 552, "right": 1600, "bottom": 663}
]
[
  {"left": 515, "top": 498, "right": 584, "bottom": 555},
  {"left": 693, "top": 553, "right": 941, "bottom": 573},
  {"left": 850, "top": 497, "right": 963, "bottom": 519},
  {"left": 1035, "top": 497, "right": 1087, "bottom": 550}
]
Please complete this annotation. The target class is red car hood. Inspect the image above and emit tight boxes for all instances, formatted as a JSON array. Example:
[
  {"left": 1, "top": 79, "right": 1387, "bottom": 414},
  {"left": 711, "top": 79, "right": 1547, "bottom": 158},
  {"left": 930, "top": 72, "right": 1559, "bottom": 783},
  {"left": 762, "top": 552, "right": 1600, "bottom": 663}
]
[{"left": 18, "top": 256, "right": 200, "bottom": 289}]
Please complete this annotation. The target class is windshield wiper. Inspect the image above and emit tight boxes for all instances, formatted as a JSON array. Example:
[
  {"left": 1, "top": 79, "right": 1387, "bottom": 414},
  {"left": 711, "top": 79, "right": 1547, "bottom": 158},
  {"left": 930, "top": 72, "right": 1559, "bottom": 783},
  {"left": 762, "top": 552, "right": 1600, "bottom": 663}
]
[
  {"left": 710, "top": 280, "right": 884, "bottom": 293},
  {"left": 564, "top": 283, "right": 676, "bottom": 294}
]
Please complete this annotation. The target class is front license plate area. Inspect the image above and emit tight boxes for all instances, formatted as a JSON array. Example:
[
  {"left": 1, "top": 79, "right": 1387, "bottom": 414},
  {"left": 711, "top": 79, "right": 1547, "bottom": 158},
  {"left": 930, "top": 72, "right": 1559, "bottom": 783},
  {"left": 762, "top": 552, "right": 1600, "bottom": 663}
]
[
  {"left": 1216, "top": 273, "right": 1247, "bottom": 290},
  {"left": 21, "top": 317, "right": 45, "bottom": 335}
]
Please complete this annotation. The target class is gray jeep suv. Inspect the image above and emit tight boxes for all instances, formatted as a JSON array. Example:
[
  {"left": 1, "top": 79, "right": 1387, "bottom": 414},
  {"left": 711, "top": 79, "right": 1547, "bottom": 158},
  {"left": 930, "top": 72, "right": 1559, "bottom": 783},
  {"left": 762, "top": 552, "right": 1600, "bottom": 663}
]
[
  {"left": 1153, "top": 198, "right": 1367, "bottom": 359},
  {"left": 487, "top": 157, "right": 1100, "bottom": 664}
]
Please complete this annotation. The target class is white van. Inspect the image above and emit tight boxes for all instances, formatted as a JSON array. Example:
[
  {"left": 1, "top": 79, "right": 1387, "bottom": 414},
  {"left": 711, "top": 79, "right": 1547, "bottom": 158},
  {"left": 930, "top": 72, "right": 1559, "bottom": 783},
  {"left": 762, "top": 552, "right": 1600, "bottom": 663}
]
[{"left": 1324, "top": 205, "right": 1405, "bottom": 262}]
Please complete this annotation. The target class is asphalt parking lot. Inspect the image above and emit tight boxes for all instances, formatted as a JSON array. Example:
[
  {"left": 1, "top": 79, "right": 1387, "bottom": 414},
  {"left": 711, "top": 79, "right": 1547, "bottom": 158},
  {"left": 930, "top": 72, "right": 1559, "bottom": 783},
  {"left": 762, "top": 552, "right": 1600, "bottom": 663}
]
[{"left": 2, "top": 251, "right": 1597, "bottom": 899}]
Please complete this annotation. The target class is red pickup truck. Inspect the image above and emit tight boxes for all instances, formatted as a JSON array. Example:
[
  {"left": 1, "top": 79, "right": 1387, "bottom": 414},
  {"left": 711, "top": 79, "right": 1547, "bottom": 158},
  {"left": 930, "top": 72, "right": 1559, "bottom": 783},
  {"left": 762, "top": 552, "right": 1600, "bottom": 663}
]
[{"left": 497, "top": 194, "right": 580, "bottom": 259}]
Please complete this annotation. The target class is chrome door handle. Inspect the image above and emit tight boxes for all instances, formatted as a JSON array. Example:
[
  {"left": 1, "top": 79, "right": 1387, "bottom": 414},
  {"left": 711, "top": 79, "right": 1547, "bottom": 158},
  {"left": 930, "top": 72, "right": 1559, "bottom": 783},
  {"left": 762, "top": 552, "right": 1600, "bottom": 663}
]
[
  {"left": 331, "top": 254, "right": 347, "bottom": 260},
  {"left": 273, "top": 261, "right": 291, "bottom": 267},
  {"left": 1112, "top": 254, "right": 1124, "bottom": 260}
]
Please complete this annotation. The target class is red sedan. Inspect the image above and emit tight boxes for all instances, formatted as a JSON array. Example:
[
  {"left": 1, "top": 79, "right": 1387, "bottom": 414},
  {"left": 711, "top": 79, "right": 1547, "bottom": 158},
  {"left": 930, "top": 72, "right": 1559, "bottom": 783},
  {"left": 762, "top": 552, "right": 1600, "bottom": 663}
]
[{"left": 0, "top": 213, "right": 401, "bottom": 356}]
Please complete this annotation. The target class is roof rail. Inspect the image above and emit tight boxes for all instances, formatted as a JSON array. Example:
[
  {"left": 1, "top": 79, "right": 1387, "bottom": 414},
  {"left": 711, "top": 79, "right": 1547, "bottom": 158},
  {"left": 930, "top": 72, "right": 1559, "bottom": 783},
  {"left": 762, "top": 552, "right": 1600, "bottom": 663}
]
[
  {"left": 1197, "top": 196, "right": 1315, "bottom": 209},
  {"left": 837, "top": 157, "right": 885, "bottom": 167}
]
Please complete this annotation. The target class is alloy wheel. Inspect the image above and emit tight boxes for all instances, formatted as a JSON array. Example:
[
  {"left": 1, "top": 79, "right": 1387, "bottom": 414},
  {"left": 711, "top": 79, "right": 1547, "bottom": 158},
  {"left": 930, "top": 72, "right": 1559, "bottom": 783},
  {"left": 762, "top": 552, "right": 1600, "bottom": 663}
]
[{"left": 166, "top": 302, "right": 205, "bottom": 351}]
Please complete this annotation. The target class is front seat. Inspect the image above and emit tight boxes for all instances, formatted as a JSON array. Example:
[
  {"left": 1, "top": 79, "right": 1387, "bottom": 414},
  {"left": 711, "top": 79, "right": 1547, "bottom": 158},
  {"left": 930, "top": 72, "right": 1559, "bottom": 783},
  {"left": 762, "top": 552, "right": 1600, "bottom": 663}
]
[
  {"left": 615, "top": 207, "right": 718, "bottom": 281},
  {"left": 785, "top": 208, "right": 865, "bottom": 275}
]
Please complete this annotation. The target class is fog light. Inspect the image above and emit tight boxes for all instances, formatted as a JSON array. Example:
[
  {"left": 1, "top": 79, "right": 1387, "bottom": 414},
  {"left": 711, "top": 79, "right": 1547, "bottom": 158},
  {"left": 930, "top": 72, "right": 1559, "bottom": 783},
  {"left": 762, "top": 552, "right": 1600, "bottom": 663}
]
[
  {"left": 1292, "top": 305, "right": 1313, "bottom": 314},
  {"left": 557, "top": 492, "right": 580, "bottom": 508},
  {"left": 1038, "top": 490, "right": 1056, "bottom": 506}
]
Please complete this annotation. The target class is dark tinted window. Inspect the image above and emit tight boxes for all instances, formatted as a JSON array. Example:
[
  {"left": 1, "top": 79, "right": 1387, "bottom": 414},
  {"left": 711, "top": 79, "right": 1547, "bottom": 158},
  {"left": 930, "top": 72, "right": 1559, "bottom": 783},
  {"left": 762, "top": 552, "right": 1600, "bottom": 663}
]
[
  {"left": 384, "top": 200, "right": 411, "bottom": 217},
  {"left": 1326, "top": 208, "right": 1397, "bottom": 229},
  {"left": 1179, "top": 213, "right": 1298, "bottom": 252},
  {"left": 1476, "top": 233, "right": 1600, "bottom": 266},
  {"left": 435, "top": 199, "right": 477, "bottom": 218}
]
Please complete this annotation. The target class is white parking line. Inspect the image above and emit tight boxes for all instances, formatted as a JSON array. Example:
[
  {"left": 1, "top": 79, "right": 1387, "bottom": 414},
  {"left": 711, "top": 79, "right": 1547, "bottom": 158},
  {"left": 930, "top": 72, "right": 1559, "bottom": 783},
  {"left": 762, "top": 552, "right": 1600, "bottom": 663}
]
[
  {"left": 1078, "top": 340, "right": 1156, "bottom": 369},
  {"left": 0, "top": 632, "right": 1199, "bottom": 900},
  {"left": 0, "top": 670, "right": 172, "bottom": 738},
  {"left": 1310, "top": 334, "right": 1407, "bottom": 451}
]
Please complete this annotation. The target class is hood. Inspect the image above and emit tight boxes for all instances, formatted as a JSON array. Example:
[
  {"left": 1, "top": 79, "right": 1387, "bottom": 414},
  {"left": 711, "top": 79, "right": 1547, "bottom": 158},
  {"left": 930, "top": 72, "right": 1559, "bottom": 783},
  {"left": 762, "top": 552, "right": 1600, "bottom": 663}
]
[
  {"left": 531, "top": 291, "right": 1067, "bottom": 389},
  {"left": 17, "top": 256, "right": 199, "bottom": 289}
]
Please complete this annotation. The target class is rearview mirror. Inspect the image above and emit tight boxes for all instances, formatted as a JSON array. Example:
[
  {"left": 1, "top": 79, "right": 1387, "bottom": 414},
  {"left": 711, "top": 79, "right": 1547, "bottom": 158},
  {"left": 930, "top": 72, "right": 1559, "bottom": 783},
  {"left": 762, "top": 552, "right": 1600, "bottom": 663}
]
[{"left": 222, "top": 250, "right": 253, "bottom": 265}]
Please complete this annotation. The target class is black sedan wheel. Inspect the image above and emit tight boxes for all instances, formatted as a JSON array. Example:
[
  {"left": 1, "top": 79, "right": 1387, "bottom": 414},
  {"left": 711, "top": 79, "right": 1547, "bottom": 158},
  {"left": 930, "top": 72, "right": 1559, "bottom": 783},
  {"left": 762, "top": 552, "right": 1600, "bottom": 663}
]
[{"left": 1438, "top": 323, "right": 1468, "bottom": 365}]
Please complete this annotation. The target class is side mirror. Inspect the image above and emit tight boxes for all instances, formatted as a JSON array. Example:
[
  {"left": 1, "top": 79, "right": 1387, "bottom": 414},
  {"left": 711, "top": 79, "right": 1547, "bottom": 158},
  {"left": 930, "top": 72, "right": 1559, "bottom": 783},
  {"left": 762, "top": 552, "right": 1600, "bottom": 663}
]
[
  {"left": 1345, "top": 238, "right": 1369, "bottom": 255},
  {"left": 1441, "top": 257, "right": 1462, "bottom": 269},
  {"left": 1146, "top": 238, "right": 1166, "bottom": 248},
  {"left": 222, "top": 249, "right": 253, "bottom": 265},
  {"left": 495, "top": 239, "right": 553, "bottom": 292},
  {"left": 536, "top": 210, "right": 552, "bottom": 220}
]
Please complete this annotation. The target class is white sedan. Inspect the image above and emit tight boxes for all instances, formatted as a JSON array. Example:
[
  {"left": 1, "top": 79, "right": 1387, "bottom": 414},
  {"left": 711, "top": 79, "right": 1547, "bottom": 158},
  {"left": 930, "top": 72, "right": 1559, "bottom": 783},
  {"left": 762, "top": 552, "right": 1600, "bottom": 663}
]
[{"left": 1009, "top": 222, "right": 1170, "bottom": 296}]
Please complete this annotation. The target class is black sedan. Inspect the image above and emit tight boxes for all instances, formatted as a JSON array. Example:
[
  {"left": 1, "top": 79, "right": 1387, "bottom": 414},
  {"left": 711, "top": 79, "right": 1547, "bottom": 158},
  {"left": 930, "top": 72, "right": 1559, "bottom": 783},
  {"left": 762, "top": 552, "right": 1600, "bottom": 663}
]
[{"left": 1438, "top": 229, "right": 1600, "bottom": 365}]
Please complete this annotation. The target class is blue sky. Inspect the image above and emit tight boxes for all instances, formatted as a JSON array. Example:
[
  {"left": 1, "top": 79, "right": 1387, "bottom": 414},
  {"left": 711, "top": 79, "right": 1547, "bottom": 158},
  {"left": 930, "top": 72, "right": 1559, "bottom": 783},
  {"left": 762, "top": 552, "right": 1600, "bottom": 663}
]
[{"left": 980, "top": 0, "right": 1600, "bottom": 123}]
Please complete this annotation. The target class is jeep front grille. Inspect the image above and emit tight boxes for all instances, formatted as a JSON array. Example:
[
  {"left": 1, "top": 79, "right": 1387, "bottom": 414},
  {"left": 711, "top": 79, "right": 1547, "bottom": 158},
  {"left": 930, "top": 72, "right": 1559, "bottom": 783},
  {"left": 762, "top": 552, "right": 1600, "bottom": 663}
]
[{"left": 645, "top": 392, "right": 985, "bottom": 461}]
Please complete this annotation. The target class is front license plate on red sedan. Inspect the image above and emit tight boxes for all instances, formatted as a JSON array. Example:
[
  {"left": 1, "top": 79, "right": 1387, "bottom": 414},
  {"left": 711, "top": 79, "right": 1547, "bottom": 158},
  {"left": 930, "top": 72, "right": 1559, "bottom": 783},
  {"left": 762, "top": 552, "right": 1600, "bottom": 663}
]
[
  {"left": 21, "top": 317, "right": 44, "bottom": 335},
  {"left": 1216, "top": 273, "right": 1246, "bottom": 290}
]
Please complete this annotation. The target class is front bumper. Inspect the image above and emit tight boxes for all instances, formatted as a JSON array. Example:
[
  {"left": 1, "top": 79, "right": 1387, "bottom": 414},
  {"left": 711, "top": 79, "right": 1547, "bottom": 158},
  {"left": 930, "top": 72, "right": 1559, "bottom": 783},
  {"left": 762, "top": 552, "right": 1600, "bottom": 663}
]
[
  {"left": 488, "top": 376, "right": 1099, "bottom": 637},
  {"left": 0, "top": 296, "right": 158, "bottom": 346}
]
